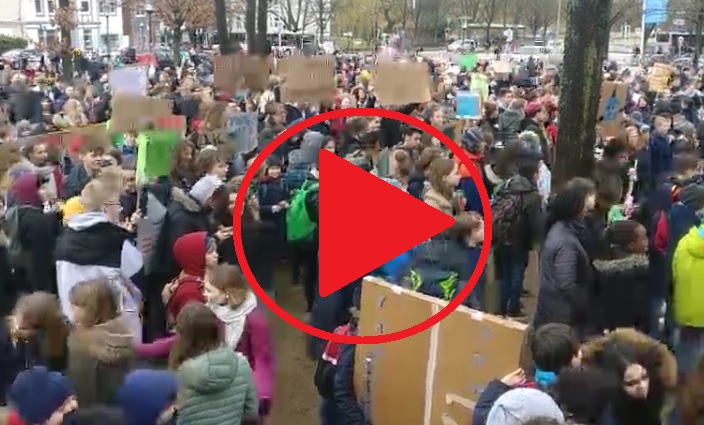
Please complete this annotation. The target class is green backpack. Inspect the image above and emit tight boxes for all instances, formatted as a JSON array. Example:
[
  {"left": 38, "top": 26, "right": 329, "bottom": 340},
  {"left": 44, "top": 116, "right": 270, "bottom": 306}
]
[{"left": 286, "top": 180, "right": 319, "bottom": 242}]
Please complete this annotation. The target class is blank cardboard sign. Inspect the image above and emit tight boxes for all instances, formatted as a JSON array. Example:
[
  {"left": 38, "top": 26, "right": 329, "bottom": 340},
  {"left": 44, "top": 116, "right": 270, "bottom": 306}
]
[
  {"left": 213, "top": 54, "right": 270, "bottom": 92},
  {"left": 279, "top": 56, "right": 335, "bottom": 104},
  {"left": 111, "top": 95, "right": 173, "bottom": 133},
  {"left": 375, "top": 62, "right": 431, "bottom": 106}
]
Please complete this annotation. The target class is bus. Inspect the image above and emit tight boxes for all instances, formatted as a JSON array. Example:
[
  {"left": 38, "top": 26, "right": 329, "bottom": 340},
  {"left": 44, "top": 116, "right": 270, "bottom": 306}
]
[{"left": 654, "top": 31, "right": 695, "bottom": 54}]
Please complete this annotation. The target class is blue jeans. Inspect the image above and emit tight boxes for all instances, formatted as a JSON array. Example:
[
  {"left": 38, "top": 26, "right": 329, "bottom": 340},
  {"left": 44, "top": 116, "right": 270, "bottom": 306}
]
[
  {"left": 319, "top": 397, "right": 338, "bottom": 425},
  {"left": 496, "top": 247, "right": 528, "bottom": 315},
  {"left": 649, "top": 297, "right": 676, "bottom": 350},
  {"left": 467, "top": 276, "right": 486, "bottom": 311},
  {"left": 676, "top": 327, "right": 704, "bottom": 376}
]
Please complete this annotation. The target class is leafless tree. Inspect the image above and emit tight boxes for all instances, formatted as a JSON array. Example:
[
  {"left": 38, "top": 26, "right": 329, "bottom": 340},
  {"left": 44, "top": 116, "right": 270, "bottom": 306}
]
[
  {"left": 311, "top": 0, "right": 337, "bottom": 40},
  {"left": 272, "top": 0, "right": 314, "bottom": 32}
]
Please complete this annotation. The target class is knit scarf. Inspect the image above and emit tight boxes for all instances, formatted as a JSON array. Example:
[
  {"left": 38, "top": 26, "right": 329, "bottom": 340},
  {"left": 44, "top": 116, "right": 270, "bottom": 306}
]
[{"left": 207, "top": 293, "right": 257, "bottom": 348}]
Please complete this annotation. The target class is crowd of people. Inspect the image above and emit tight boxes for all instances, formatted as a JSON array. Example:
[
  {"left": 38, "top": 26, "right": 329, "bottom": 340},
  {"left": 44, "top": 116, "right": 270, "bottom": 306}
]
[{"left": 0, "top": 39, "right": 704, "bottom": 425}]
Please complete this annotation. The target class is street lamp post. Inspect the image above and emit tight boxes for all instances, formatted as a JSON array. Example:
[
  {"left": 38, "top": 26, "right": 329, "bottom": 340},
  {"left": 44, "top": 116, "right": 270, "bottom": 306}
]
[
  {"left": 39, "top": 24, "right": 46, "bottom": 47},
  {"left": 145, "top": 2, "right": 154, "bottom": 52},
  {"left": 105, "top": 13, "right": 110, "bottom": 58}
]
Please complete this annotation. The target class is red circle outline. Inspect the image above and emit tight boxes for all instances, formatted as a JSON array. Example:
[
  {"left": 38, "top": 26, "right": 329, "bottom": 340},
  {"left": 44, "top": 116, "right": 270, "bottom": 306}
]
[{"left": 232, "top": 107, "right": 492, "bottom": 344}]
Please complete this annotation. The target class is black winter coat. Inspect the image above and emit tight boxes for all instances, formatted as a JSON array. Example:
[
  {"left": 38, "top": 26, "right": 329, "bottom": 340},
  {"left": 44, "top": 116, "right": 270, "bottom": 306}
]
[
  {"left": 592, "top": 255, "right": 650, "bottom": 334},
  {"left": 533, "top": 220, "right": 592, "bottom": 329},
  {"left": 154, "top": 187, "right": 211, "bottom": 279}
]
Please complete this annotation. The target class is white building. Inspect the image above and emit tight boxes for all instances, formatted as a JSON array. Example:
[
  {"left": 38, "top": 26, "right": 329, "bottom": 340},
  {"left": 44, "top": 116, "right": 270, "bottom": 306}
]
[
  {"left": 0, "top": 0, "right": 23, "bottom": 37},
  {"left": 9, "top": 0, "right": 126, "bottom": 52}
]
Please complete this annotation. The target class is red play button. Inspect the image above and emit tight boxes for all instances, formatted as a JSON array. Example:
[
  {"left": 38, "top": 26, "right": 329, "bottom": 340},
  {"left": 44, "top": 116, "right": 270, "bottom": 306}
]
[{"left": 318, "top": 149, "right": 456, "bottom": 297}]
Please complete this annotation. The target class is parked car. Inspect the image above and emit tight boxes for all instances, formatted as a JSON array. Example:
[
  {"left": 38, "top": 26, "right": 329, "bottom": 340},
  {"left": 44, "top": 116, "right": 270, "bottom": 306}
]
[{"left": 447, "top": 39, "right": 476, "bottom": 53}]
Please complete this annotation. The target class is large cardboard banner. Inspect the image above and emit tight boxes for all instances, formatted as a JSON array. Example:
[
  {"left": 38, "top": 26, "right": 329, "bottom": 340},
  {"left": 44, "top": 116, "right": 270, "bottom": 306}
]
[{"left": 354, "top": 277, "right": 527, "bottom": 425}]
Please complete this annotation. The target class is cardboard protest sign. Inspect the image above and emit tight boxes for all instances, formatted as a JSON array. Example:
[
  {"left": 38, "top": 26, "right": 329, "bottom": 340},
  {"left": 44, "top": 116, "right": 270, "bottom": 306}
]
[
  {"left": 648, "top": 63, "right": 675, "bottom": 93},
  {"left": 239, "top": 55, "right": 270, "bottom": 91},
  {"left": 227, "top": 112, "right": 258, "bottom": 154},
  {"left": 374, "top": 62, "right": 431, "bottom": 106},
  {"left": 456, "top": 91, "right": 482, "bottom": 119},
  {"left": 109, "top": 65, "right": 149, "bottom": 96},
  {"left": 492, "top": 61, "right": 512, "bottom": 80},
  {"left": 213, "top": 54, "right": 271, "bottom": 92},
  {"left": 353, "top": 277, "right": 526, "bottom": 425},
  {"left": 597, "top": 81, "right": 628, "bottom": 139},
  {"left": 213, "top": 55, "right": 237, "bottom": 92},
  {"left": 279, "top": 56, "right": 336, "bottom": 104},
  {"left": 111, "top": 95, "right": 173, "bottom": 133}
]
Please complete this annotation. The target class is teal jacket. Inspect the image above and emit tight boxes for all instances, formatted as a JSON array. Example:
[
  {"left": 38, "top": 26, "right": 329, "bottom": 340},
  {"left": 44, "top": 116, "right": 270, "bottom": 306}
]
[{"left": 177, "top": 346, "right": 259, "bottom": 425}]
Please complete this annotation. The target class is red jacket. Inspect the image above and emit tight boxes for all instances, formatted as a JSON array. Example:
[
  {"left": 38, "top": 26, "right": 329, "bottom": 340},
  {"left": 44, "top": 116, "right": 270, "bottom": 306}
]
[{"left": 546, "top": 122, "right": 558, "bottom": 145}]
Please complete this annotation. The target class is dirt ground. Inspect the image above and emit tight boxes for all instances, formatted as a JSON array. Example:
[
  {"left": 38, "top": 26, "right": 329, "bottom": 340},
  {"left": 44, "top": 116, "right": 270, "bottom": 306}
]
[{"left": 268, "top": 269, "right": 319, "bottom": 424}]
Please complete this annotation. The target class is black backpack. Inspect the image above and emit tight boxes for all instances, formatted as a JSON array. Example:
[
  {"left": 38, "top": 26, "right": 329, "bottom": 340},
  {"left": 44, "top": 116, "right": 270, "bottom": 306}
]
[{"left": 491, "top": 178, "right": 523, "bottom": 246}]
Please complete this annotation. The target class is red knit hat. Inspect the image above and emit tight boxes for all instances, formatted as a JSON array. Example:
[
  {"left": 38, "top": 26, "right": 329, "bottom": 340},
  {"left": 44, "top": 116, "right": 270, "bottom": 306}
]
[{"left": 525, "top": 101, "right": 544, "bottom": 119}]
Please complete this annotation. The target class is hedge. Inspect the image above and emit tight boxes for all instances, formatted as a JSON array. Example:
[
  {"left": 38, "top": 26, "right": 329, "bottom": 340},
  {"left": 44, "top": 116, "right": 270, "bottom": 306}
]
[{"left": 0, "top": 35, "right": 28, "bottom": 54}]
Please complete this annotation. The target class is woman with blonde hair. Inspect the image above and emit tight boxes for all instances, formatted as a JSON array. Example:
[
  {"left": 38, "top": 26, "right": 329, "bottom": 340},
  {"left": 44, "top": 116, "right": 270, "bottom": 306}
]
[
  {"left": 53, "top": 99, "right": 88, "bottom": 128},
  {"left": 55, "top": 178, "right": 144, "bottom": 342},
  {"left": 66, "top": 278, "right": 134, "bottom": 407},
  {"left": 423, "top": 157, "right": 463, "bottom": 216}
]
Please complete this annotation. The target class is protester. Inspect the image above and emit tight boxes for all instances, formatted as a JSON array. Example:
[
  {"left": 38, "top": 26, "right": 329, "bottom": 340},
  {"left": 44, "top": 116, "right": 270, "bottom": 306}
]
[
  {"left": 207, "top": 264, "right": 274, "bottom": 415},
  {"left": 1, "top": 36, "right": 704, "bottom": 425},
  {"left": 55, "top": 177, "right": 143, "bottom": 340},
  {"left": 168, "top": 303, "right": 259, "bottom": 425},
  {"left": 533, "top": 179, "right": 595, "bottom": 333},
  {"left": 66, "top": 278, "right": 134, "bottom": 407}
]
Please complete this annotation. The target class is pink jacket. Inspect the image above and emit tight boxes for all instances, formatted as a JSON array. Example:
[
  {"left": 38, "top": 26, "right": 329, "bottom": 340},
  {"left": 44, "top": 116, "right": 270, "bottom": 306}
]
[{"left": 134, "top": 308, "right": 275, "bottom": 404}]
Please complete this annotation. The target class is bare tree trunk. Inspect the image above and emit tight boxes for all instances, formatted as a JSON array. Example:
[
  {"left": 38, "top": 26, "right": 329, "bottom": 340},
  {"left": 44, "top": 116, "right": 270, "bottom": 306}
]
[
  {"left": 694, "top": 1, "right": 704, "bottom": 65},
  {"left": 256, "top": 0, "right": 269, "bottom": 54},
  {"left": 246, "top": 0, "right": 256, "bottom": 52},
  {"left": 215, "top": 0, "right": 233, "bottom": 53},
  {"left": 172, "top": 26, "right": 182, "bottom": 66},
  {"left": 401, "top": 0, "right": 408, "bottom": 38},
  {"left": 318, "top": 0, "right": 324, "bottom": 41},
  {"left": 554, "top": 0, "right": 612, "bottom": 184},
  {"left": 58, "top": 0, "right": 73, "bottom": 81}
]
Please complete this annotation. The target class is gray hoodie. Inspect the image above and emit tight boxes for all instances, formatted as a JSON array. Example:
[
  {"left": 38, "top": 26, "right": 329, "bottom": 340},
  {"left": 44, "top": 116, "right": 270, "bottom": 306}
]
[{"left": 498, "top": 109, "right": 524, "bottom": 133}]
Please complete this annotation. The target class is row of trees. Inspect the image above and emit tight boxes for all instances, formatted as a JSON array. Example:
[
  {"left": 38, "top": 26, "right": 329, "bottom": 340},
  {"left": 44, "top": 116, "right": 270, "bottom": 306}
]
[{"left": 325, "top": 0, "right": 663, "bottom": 46}]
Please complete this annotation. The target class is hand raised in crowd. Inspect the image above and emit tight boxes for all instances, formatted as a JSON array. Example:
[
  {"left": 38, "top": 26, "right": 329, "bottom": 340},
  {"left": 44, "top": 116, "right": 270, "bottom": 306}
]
[
  {"left": 120, "top": 209, "right": 142, "bottom": 232},
  {"left": 215, "top": 226, "right": 233, "bottom": 241},
  {"left": 500, "top": 368, "right": 526, "bottom": 386}
]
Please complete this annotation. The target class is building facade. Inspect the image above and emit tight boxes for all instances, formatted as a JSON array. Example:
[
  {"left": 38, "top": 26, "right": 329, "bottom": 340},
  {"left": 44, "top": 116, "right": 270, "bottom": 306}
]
[
  {"left": 11, "top": 0, "right": 126, "bottom": 52},
  {"left": 0, "top": 0, "right": 23, "bottom": 38}
]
